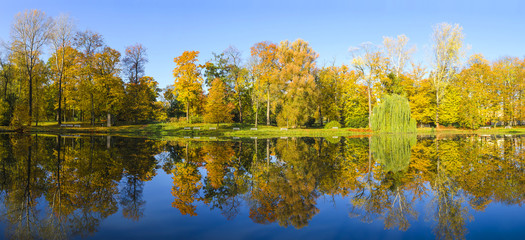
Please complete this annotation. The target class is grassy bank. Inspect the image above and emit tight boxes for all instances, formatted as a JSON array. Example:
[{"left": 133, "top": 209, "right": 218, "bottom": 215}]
[{"left": 2, "top": 122, "right": 525, "bottom": 139}]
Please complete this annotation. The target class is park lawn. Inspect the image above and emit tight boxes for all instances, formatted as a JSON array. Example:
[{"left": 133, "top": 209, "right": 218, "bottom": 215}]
[{"left": 2, "top": 122, "right": 525, "bottom": 139}]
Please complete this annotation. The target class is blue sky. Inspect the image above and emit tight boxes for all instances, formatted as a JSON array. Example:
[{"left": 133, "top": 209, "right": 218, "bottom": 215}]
[{"left": 1, "top": 0, "right": 524, "bottom": 88}]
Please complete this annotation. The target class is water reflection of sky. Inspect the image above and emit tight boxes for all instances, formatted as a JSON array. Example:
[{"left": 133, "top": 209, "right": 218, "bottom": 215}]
[
  {"left": 87, "top": 170, "right": 523, "bottom": 240},
  {"left": 0, "top": 134, "right": 523, "bottom": 239}
]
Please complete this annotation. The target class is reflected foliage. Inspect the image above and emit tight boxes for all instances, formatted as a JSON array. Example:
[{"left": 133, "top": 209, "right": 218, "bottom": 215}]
[
  {"left": 0, "top": 134, "right": 524, "bottom": 239},
  {"left": 0, "top": 134, "right": 163, "bottom": 239}
]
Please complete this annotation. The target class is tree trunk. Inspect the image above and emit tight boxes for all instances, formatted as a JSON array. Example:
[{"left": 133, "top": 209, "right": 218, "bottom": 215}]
[
  {"left": 3, "top": 76, "right": 8, "bottom": 100},
  {"left": 435, "top": 93, "right": 440, "bottom": 129},
  {"left": 28, "top": 73, "right": 33, "bottom": 126},
  {"left": 186, "top": 102, "right": 190, "bottom": 123},
  {"left": 255, "top": 99, "right": 259, "bottom": 128},
  {"left": 238, "top": 95, "right": 243, "bottom": 123},
  {"left": 266, "top": 138, "right": 270, "bottom": 166},
  {"left": 58, "top": 71, "right": 63, "bottom": 125},
  {"left": 91, "top": 93, "right": 95, "bottom": 126},
  {"left": 318, "top": 105, "right": 323, "bottom": 126},
  {"left": 266, "top": 89, "right": 270, "bottom": 126},
  {"left": 107, "top": 112, "right": 111, "bottom": 127},
  {"left": 58, "top": 64, "right": 64, "bottom": 126},
  {"left": 367, "top": 85, "right": 372, "bottom": 129}
]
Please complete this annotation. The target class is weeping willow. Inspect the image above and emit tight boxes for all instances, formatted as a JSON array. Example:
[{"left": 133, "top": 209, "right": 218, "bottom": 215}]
[
  {"left": 371, "top": 94, "right": 416, "bottom": 133},
  {"left": 371, "top": 134, "right": 417, "bottom": 173}
]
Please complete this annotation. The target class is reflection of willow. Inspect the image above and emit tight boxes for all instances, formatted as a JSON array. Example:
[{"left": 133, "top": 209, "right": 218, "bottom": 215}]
[
  {"left": 348, "top": 135, "right": 418, "bottom": 231},
  {"left": 249, "top": 138, "right": 320, "bottom": 229},
  {"left": 371, "top": 135, "right": 416, "bottom": 173}
]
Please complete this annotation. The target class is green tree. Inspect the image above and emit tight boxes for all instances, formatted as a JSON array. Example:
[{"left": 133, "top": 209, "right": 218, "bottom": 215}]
[{"left": 371, "top": 94, "right": 416, "bottom": 133}]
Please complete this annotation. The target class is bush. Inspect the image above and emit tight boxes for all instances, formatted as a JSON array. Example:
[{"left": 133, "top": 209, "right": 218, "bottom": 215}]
[
  {"left": 10, "top": 103, "right": 30, "bottom": 130},
  {"left": 0, "top": 99, "right": 9, "bottom": 126},
  {"left": 189, "top": 115, "right": 203, "bottom": 124},
  {"left": 324, "top": 120, "right": 342, "bottom": 129}
]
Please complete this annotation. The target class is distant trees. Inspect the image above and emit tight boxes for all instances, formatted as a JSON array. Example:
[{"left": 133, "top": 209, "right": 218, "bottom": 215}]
[
  {"left": 11, "top": 9, "right": 53, "bottom": 125},
  {"left": 0, "top": 9, "right": 171, "bottom": 128},
  {"left": 2, "top": 10, "right": 525, "bottom": 130}
]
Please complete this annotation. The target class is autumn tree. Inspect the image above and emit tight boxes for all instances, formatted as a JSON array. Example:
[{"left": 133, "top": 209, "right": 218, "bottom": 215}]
[
  {"left": 316, "top": 65, "right": 347, "bottom": 125},
  {"left": 250, "top": 41, "right": 278, "bottom": 126},
  {"left": 50, "top": 14, "right": 74, "bottom": 125},
  {"left": 493, "top": 57, "right": 521, "bottom": 126},
  {"left": 381, "top": 35, "right": 415, "bottom": 95},
  {"left": 173, "top": 51, "right": 203, "bottom": 123},
  {"left": 74, "top": 30, "right": 103, "bottom": 125},
  {"left": 276, "top": 39, "right": 318, "bottom": 127},
  {"left": 382, "top": 34, "right": 415, "bottom": 78},
  {"left": 122, "top": 43, "right": 147, "bottom": 84},
  {"left": 124, "top": 76, "right": 160, "bottom": 122},
  {"left": 430, "top": 23, "right": 464, "bottom": 129},
  {"left": 93, "top": 46, "right": 124, "bottom": 126},
  {"left": 10, "top": 9, "right": 52, "bottom": 125},
  {"left": 224, "top": 46, "right": 250, "bottom": 123},
  {"left": 351, "top": 42, "right": 384, "bottom": 129},
  {"left": 204, "top": 78, "right": 234, "bottom": 127},
  {"left": 0, "top": 47, "right": 16, "bottom": 125}
]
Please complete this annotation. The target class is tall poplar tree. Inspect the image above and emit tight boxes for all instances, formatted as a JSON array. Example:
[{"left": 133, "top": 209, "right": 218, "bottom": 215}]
[
  {"left": 11, "top": 9, "right": 52, "bottom": 125},
  {"left": 204, "top": 78, "right": 233, "bottom": 127},
  {"left": 430, "top": 23, "right": 464, "bottom": 129},
  {"left": 50, "top": 14, "right": 74, "bottom": 125},
  {"left": 173, "top": 51, "right": 203, "bottom": 123}
]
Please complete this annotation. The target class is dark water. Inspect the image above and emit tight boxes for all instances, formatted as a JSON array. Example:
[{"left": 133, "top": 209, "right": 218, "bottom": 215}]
[{"left": 0, "top": 134, "right": 523, "bottom": 239}]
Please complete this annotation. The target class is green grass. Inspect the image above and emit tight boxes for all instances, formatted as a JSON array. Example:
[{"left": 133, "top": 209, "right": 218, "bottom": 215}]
[{"left": 2, "top": 121, "right": 525, "bottom": 140}]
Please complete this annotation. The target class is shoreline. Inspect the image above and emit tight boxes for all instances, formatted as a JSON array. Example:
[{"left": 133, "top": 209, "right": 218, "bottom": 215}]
[{"left": 2, "top": 123, "right": 525, "bottom": 140}]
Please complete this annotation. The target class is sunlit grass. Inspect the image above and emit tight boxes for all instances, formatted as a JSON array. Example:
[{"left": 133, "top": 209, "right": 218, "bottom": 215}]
[{"left": 4, "top": 121, "right": 525, "bottom": 139}]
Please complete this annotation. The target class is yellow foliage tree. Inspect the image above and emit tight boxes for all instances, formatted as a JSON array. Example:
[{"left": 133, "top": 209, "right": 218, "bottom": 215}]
[{"left": 173, "top": 51, "right": 203, "bottom": 123}]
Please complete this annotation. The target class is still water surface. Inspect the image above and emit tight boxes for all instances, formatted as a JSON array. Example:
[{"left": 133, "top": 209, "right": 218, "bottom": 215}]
[{"left": 0, "top": 134, "right": 523, "bottom": 239}]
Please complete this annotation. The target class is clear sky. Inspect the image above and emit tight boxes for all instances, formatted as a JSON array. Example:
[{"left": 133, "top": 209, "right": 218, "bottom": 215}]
[{"left": 1, "top": 0, "right": 524, "bottom": 88}]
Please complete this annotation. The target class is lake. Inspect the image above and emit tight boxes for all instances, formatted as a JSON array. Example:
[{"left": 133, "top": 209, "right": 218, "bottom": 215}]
[{"left": 0, "top": 134, "right": 523, "bottom": 239}]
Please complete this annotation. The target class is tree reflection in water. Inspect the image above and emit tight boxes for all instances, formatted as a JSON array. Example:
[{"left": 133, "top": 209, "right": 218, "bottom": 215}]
[{"left": 0, "top": 134, "right": 523, "bottom": 239}]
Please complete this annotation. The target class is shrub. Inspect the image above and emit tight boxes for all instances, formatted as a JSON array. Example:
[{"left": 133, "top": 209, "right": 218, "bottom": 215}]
[
  {"left": 0, "top": 99, "right": 9, "bottom": 126},
  {"left": 324, "top": 120, "right": 342, "bottom": 129}
]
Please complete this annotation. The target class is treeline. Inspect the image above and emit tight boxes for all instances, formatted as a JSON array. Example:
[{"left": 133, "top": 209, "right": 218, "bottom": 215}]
[
  {"left": 170, "top": 23, "right": 525, "bottom": 129},
  {"left": 0, "top": 10, "right": 164, "bottom": 127},
  {"left": 2, "top": 10, "right": 525, "bottom": 129}
]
